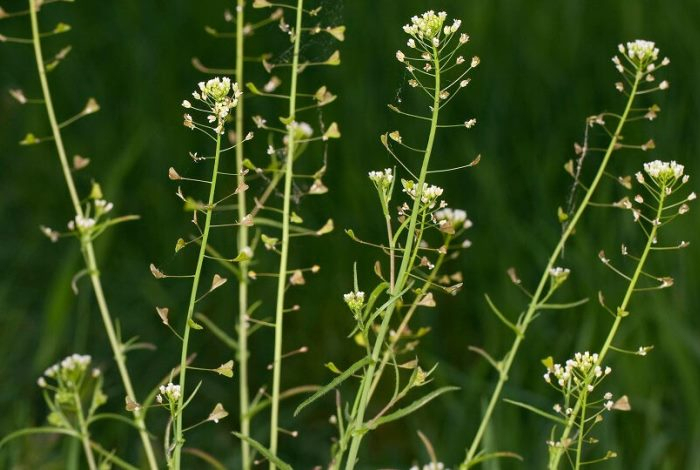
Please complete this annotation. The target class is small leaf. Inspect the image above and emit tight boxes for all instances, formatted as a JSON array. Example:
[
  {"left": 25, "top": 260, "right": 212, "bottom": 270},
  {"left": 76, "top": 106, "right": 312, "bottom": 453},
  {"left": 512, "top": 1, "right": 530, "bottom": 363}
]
[
  {"left": 353, "top": 333, "right": 366, "bottom": 347},
  {"left": 325, "top": 50, "right": 341, "bottom": 65},
  {"left": 53, "top": 22, "right": 71, "bottom": 34},
  {"left": 188, "top": 318, "right": 204, "bottom": 330},
  {"left": 19, "top": 133, "right": 39, "bottom": 146},
  {"left": 557, "top": 206, "right": 568, "bottom": 223},
  {"left": 323, "top": 122, "right": 341, "bottom": 140},
  {"left": 125, "top": 396, "right": 141, "bottom": 412},
  {"left": 326, "top": 25, "right": 346, "bottom": 41},
  {"left": 325, "top": 362, "right": 342, "bottom": 374},
  {"left": 149, "top": 263, "right": 166, "bottom": 279},
  {"left": 289, "top": 270, "right": 305, "bottom": 285},
  {"left": 290, "top": 211, "right": 303, "bottom": 224},
  {"left": 211, "top": 274, "right": 227, "bottom": 291},
  {"left": 232, "top": 433, "right": 292, "bottom": 470},
  {"left": 316, "top": 219, "right": 334, "bottom": 235},
  {"left": 168, "top": 167, "right": 182, "bottom": 180},
  {"left": 232, "top": 249, "right": 251, "bottom": 262},
  {"left": 295, "top": 357, "right": 371, "bottom": 416},
  {"left": 541, "top": 356, "right": 554, "bottom": 370},
  {"left": 246, "top": 82, "right": 263, "bottom": 95},
  {"left": 613, "top": 395, "right": 631, "bottom": 411},
  {"left": 309, "top": 179, "right": 328, "bottom": 194},
  {"left": 417, "top": 293, "right": 436, "bottom": 307},
  {"left": 367, "top": 386, "right": 460, "bottom": 430},
  {"left": 82, "top": 97, "right": 100, "bottom": 114},
  {"left": 175, "top": 238, "right": 186, "bottom": 252},
  {"left": 262, "top": 234, "right": 278, "bottom": 250},
  {"left": 89, "top": 181, "right": 103, "bottom": 199},
  {"left": 155, "top": 307, "right": 169, "bottom": 325},
  {"left": 252, "top": 0, "right": 272, "bottom": 8},
  {"left": 73, "top": 155, "right": 90, "bottom": 170},
  {"left": 215, "top": 360, "right": 234, "bottom": 378},
  {"left": 208, "top": 403, "right": 229, "bottom": 423}
]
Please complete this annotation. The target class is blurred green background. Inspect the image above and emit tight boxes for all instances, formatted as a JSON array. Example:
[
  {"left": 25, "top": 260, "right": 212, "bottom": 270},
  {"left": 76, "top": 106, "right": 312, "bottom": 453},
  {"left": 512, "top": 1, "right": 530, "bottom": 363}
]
[{"left": 1, "top": 0, "right": 699, "bottom": 468}]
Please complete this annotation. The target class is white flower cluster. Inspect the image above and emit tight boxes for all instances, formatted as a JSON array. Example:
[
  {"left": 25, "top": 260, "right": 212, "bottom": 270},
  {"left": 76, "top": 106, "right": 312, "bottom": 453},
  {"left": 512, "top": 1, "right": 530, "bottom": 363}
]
[
  {"left": 548, "top": 266, "right": 571, "bottom": 284},
  {"left": 68, "top": 215, "right": 96, "bottom": 232},
  {"left": 184, "top": 77, "right": 242, "bottom": 134},
  {"left": 369, "top": 168, "right": 394, "bottom": 190},
  {"left": 39, "top": 353, "right": 93, "bottom": 389},
  {"left": 643, "top": 160, "right": 684, "bottom": 183},
  {"left": 402, "top": 180, "right": 444, "bottom": 209},
  {"left": 94, "top": 199, "right": 114, "bottom": 215},
  {"left": 544, "top": 352, "right": 611, "bottom": 393},
  {"left": 434, "top": 208, "right": 471, "bottom": 231},
  {"left": 409, "top": 463, "right": 448, "bottom": 470},
  {"left": 44, "top": 353, "right": 92, "bottom": 378},
  {"left": 622, "top": 40, "right": 659, "bottom": 62},
  {"left": 343, "top": 291, "right": 365, "bottom": 312},
  {"left": 157, "top": 382, "right": 182, "bottom": 404},
  {"left": 403, "top": 10, "right": 448, "bottom": 40}
]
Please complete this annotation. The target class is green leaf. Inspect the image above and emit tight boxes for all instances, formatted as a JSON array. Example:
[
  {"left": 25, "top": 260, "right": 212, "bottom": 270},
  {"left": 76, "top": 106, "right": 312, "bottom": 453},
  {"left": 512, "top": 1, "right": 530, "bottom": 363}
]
[
  {"left": 175, "top": 238, "right": 186, "bottom": 252},
  {"left": 232, "top": 433, "right": 292, "bottom": 470},
  {"left": 290, "top": 211, "right": 303, "bottom": 223},
  {"left": 294, "top": 357, "right": 371, "bottom": 416},
  {"left": 366, "top": 386, "right": 460, "bottom": 430},
  {"left": 188, "top": 318, "right": 204, "bottom": 330},
  {"left": 19, "top": 133, "right": 39, "bottom": 146},
  {"left": 246, "top": 82, "right": 263, "bottom": 95},
  {"left": 503, "top": 398, "right": 567, "bottom": 425}
]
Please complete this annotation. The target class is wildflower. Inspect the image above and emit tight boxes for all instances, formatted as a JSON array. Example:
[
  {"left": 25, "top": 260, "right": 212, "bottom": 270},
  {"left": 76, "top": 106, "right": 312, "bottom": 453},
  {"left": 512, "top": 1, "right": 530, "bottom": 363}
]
[
  {"left": 181, "top": 100, "right": 192, "bottom": 108},
  {"left": 403, "top": 10, "right": 448, "bottom": 40},
  {"left": 659, "top": 80, "right": 669, "bottom": 90},
  {"left": 159, "top": 382, "right": 182, "bottom": 403},
  {"left": 396, "top": 50, "right": 405, "bottom": 63},
  {"left": 434, "top": 208, "right": 471, "bottom": 231},
  {"left": 402, "top": 180, "right": 444, "bottom": 209},
  {"left": 465, "top": 118, "right": 477, "bottom": 128},
  {"left": 471, "top": 56, "right": 480, "bottom": 67},
  {"left": 624, "top": 40, "right": 659, "bottom": 63},
  {"left": 343, "top": 290, "right": 365, "bottom": 312},
  {"left": 549, "top": 266, "right": 571, "bottom": 284},
  {"left": 94, "top": 199, "right": 114, "bottom": 214},
  {"left": 459, "top": 33, "right": 469, "bottom": 44},
  {"left": 643, "top": 160, "right": 684, "bottom": 186}
]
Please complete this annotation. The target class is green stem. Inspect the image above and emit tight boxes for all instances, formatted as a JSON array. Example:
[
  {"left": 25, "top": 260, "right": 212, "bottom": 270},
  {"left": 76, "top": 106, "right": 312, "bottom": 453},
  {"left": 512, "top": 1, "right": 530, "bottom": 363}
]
[
  {"left": 574, "top": 390, "right": 587, "bottom": 469},
  {"left": 344, "top": 44, "right": 442, "bottom": 470},
  {"left": 269, "top": 1, "right": 303, "bottom": 467},
  {"left": 173, "top": 132, "right": 223, "bottom": 468},
  {"left": 463, "top": 68, "right": 644, "bottom": 466},
  {"left": 75, "top": 391, "right": 97, "bottom": 470},
  {"left": 234, "top": 0, "right": 251, "bottom": 468},
  {"left": 28, "top": 2, "right": 158, "bottom": 468},
  {"left": 548, "top": 184, "right": 666, "bottom": 469}
]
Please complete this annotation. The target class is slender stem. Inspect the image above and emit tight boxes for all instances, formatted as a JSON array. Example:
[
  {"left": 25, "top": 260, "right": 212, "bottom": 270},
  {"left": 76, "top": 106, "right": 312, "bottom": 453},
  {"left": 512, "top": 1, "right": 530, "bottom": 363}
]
[
  {"left": 269, "top": 1, "right": 303, "bottom": 467},
  {"left": 344, "top": 44, "right": 442, "bottom": 470},
  {"left": 234, "top": 1, "right": 251, "bottom": 468},
  {"left": 463, "top": 68, "right": 644, "bottom": 466},
  {"left": 173, "top": 132, "right": 223, "bottom": 468},
  {"left": 28, "top": 2, "right": 158, "bottom": 468},
  {"left": 75, "top": 392, "right": 98, "bottom": 470},
  {"left": 574, "top": 390, "right": 587, "bottom": 469},
  {"left": 548, "top": 185, "right": 666, "bottom": 469}
]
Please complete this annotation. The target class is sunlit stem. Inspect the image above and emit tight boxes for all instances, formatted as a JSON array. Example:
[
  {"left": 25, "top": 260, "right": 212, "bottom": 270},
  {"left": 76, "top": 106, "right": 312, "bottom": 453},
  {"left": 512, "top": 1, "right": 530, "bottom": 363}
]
[
  {"left": 344, "top": 43, "right": 443, "bottom": 470},
  {"left": 269, "top": 0, "right": 304, "bottom": 467},
  {"left": 234, "top": 0, "right": 251, "bottom": 468},
  {"left": 173, "top": 132, "right": 223, "bottom": 469},
  {"left": 28, "top": 1, "right": 158, "bottom": 468},
  {"left": 548, "top": 184, "right": 666, "bottom": 469},
  {"left": 463, "top": 67, "right": 644, "bottom": 466}
]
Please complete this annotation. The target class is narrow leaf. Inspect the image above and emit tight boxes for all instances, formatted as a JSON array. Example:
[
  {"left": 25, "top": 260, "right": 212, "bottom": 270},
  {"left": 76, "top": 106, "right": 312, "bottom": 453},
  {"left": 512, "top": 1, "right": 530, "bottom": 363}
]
[{"left": 294, "top": 357, "right": 370, "bottom": 416}]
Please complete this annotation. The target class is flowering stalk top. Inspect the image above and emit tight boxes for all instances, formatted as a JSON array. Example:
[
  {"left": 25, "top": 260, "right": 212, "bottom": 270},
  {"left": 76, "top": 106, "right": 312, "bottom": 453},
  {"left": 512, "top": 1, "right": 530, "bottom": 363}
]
[{"left": 183, "top": 77, "right": 242, "bottom": 135}]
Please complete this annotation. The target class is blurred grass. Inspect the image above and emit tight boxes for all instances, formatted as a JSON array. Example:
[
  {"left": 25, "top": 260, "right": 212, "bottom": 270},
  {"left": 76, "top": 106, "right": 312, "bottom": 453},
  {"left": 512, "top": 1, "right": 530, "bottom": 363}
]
[{"left": 1, "top": 0, "right": 699, "bottom": 468}]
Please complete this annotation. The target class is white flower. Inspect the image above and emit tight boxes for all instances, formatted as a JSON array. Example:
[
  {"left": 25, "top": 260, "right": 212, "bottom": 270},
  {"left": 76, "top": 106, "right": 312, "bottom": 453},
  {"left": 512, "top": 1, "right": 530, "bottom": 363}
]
[
  {"left": 625, "top": 40, "right": 659, "bottom": 62},
  {"left": 181, "top": 100, "right": 191, "bottom": 108},
  {"left": 369, "top": 168, "right": 394, "bottom": 189},
  {"left": 159, "top": 382, "right": 181, "bottom": 402},
  {"left": 434, "top": 208, "right": 470, "bottom": 230},
  {"left": 643, "top": 160, "right": 684, "bottom": 185},
  {"left": 396, "top": 50, "right": 405, "bottom": 63},
  {"left": 402, "top": 11, "right": 449, "bottom": 40},
  {"left": 343, "top": 291, "right": 365, "bottom": 311},
  {"left": 471, "top": 56, "right": 480, "bottom": 67},
  {"left": 465, "top": 118, "right": 477, "bottom": 128}
]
